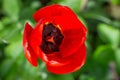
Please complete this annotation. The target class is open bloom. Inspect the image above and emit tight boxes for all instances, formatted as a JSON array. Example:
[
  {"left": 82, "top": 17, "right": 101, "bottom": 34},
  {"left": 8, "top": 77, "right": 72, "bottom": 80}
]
[{"left": 23, "top": 4, "right": 87, "bottom": 74}]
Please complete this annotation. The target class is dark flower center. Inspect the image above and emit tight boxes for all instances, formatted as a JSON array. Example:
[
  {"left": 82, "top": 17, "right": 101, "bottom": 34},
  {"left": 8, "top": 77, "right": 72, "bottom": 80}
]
[{"left": 40, "top": 23, "right": 64, "bottom": 54}]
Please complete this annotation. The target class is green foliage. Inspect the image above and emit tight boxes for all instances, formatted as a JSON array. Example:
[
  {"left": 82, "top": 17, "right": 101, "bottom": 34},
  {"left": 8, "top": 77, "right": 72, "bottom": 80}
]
[
  {"left": 2, "top": 0, "right": 20, "bottom": 21},
  {"left": 46, "top": 74, "right": 74, "bottom": 80},
  {"left": 97, "top": 23, "right": 120, "bottom": 47},
  {"left": 0, "top": 0, "right": 120, "bottom": 80},
  {"left": 111, "top": 0, "right": 120, "bottom": 5},
  {"left": 115, "top": 48, "right": 120, "bottom": 74},
  {"left": 93, "top": 45, "right": 115, "bottom": 65}
]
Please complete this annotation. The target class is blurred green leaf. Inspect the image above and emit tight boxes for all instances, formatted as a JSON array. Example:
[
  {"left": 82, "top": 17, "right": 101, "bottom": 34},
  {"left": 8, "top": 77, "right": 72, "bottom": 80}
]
[
  {"left": 5, "top": 65, "right": 18, "bottom": 80},
  {"left": 93, "top": 45, "right": 115, "bottom": 65},
  {"left": 79, "top": 75, "right": 94, "bottom": 80},
  {"left": 2, "top": 0, "right": 20, "bottom": 21},
  {"left": 47, "top": 74, "right": 74, "bottom": 80},
  {"left": 31, "top": 1, "right": 41, "bottom": 9},
  {"left": 19, "top": 7, "right": 35, "bottom": 21},
  {"left": 0, "top": 41, "right": 8, "bottom": 62},
  {"left": 0, "top": 59, "right": 14, "bottom": 78},
  {"left": 0, "top": 21, "right": 4, "bottom": 30},
  {"left": 0, "top": 22, "right": 22, "bottom": 43},
  {"left": 0, "top": 25, "right": 14, "bottom": 40},
  {"left": 1, "top": 17, "right": 12, "bottom": 25},
  {"left": 5, "top": 40, "right": 22, "bottom": 59},
  {"left": 5, "top": 23, "right": 22, "bottom": 43},
  {"left": 112, "top": 20, "right": 120, "bottom": 28},
  {"left": 18, "top": 61, "right": 45, "bottom": 80},
  {"left": 111, "top": 0, "right": 120, "bottom": 5},
  {"left": 82, "top": 13, "right": 111, "bottom": 24},
  {"left": 97, "top": 23, "right": 120, "bottom": 47},
  {"left": 115, "top": 48, "right": 120, "bottom": 73}
]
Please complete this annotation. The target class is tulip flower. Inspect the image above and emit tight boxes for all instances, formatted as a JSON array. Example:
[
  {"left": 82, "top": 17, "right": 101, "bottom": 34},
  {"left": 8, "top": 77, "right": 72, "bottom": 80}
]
[{"left": 23, "top": 4, "right": 87, "bottom": 74}]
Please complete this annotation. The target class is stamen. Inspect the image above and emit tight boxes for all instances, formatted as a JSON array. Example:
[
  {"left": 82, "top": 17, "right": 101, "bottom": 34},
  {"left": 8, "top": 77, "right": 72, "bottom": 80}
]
[{"left": 40, "top": 23, "right": 64, "bottom": 54}]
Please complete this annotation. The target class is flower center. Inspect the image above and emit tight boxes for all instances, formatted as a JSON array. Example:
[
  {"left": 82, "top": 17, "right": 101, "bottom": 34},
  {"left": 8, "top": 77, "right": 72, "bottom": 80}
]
[{"left": 40, "top": 23, "right": 64, "bottom": 54}]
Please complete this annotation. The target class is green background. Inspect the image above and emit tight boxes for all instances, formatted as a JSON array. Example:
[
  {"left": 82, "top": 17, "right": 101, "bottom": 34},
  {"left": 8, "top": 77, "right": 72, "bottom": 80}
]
[{"left": 0, "top": 0, "right": 120, "bottom": 80}]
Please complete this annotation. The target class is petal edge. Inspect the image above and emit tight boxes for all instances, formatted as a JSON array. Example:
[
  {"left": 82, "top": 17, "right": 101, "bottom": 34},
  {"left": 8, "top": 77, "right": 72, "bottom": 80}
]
[
  {"left": 46, "top": 44, "right": 86, "bottom": 74},
  {"left": 23, "top": 22, "right": 38, "bottom": 66}
]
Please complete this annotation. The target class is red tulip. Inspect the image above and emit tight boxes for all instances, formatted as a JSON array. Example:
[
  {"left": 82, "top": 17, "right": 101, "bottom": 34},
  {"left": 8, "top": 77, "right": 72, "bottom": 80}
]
[{"left": 23, "top": 4, "right": 87, "bottom": 74}]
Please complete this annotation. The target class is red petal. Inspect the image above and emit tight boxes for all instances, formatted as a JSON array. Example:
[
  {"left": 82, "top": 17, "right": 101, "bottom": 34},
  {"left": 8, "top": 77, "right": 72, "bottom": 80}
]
[
  {"left": 23, "top": 22, "right": 33, "bottom": 47},
  {"left": 46, "top": 44, "right": 86, "bottom": 74},
  {"left": 29, "top": 20, "right": 48, "bottom": 62},
  {"left": 23, "top": 22, "right": 38, "bottom": 66},
  {"left": 24, "top": 45, "right": 38, "bottom": 66},
  {"left": 52, "top": 15, "right": 87, "bottom": 58},
  {"left": 33, "top": 4, "right": 87, "bottom": 58},
  {"left": 31, "top": 4, "right": 87, "bottom": 67},
  {"left": 33, "top": 4, "right": 76, "bottom": 22},
  {"left": 45, "top": 53, "right": 70, "bottom": 67},
  {"left": 33, "top": 4, "right": 87, "bottom": 33}
]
